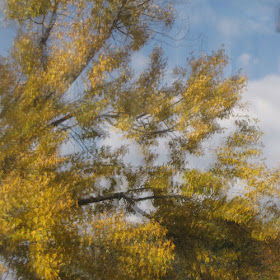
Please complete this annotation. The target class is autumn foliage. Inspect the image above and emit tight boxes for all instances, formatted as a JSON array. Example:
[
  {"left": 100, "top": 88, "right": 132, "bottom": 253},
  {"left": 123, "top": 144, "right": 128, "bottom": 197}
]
[{"left": 0, "top": 0, "right": 280, "bottom": 279}]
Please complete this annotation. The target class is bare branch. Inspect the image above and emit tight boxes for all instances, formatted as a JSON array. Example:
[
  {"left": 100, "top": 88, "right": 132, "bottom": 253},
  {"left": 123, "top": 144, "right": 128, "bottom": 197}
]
[
  {"left": 49, "top": 114, "right": 73, "bottom": 126},
  {"left": 78, "top": 192, "right": 127, "bottom": 206},
  {"left": 78, "top": 191, "right": 188, "bottom": 206}
]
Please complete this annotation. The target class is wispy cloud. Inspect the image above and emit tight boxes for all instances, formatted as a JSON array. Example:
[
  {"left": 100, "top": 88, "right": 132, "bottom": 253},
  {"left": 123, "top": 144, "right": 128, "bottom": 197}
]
[
  {"left": 237, "top": 53, "right": 259, "bottom": 70},
  {"left": 185, "top": 0, "right": 275, "bottom": 38},
  {"left": 237, "top": 53, "right": 252, "bottom": 67},
  {"left": 131, "top": 52, "right": 149, "bottom": 74},
  {"left": 217, "top": 18, "right": 241, "bottom": 37}
]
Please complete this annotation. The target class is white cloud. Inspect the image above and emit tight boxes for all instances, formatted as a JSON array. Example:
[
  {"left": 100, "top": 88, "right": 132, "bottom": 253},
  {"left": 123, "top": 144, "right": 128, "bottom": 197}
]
[
  {"left": 217, "top": 18, "right": 241, "bottom": 37},
  {"left": 95, "top": 74, "right": 280, "bottom": 168},
  {"left": 245, "top": 75, "right": 280, "bottom": 166},
  {"left": 237, "top": 53, "right": 259, "bottom": 70},
  {"left": 131, "top": 52, "right": 148, "bottom": 74},
  {"left": 237, "top": 53, "right": 252, "bottom": 67}
]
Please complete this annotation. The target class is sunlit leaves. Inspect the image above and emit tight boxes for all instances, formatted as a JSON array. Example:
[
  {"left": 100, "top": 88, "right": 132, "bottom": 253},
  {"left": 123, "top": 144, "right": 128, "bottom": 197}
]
[
  {"left": 1, "top": 0, "right": 280, "bottom": 279},
  {"left": 6, "top": 0, "right": 53, "bottom": 20},
  {"left": 80, "top": 212, "right": 174, "bottom": 280}
]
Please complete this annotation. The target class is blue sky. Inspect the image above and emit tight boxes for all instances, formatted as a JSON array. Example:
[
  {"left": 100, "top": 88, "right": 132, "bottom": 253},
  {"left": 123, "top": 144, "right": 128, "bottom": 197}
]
[
  {"left": 168, "top": 0, "right": 280, "bottom": 79},
  {"left": 170, "top": 0, "right": 280, "bottom": 166},
  {"left": 1, "top": 0, "right": 280, "bottom": 78},
  {"left": 1, "top": 0, "right": 280, "bottom": 166},
  {"left": 0, "top": 25, "right": 13, "bottom": 56}
]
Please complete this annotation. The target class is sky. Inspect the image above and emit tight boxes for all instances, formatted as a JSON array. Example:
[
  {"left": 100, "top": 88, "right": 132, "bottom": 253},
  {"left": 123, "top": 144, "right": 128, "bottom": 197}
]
[
  {"left": 0, "top": 2, "right": 279, "bottom": 277},
  {"left": 1, "top": 0, "right": 280, "bottom": 166},
  {"left": 169, "top": 0, "right": 280, "bottom": 166}
]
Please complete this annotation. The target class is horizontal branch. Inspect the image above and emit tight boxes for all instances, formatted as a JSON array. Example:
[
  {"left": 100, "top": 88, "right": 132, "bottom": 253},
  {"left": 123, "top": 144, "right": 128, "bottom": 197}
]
[
  {"left": 132, "top": 194, "right": 187, "bottom": 201},
  {"left": 134, "top": 127, "right": 174, "bottom": 135},
  {"left": 78, "top": 191, "right": 187, "bottom": 206},
  {"left": 49, "top": 112, "right": 121, "bottom": 127},
  {"left": 78, "top": 192, "right": 127, "bottom": 206}
]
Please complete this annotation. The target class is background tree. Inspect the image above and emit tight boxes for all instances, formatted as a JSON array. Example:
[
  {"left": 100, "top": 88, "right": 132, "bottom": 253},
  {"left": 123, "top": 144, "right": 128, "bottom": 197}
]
[{"left": 0, "top": 0, "right": 280, "bottom": 279}]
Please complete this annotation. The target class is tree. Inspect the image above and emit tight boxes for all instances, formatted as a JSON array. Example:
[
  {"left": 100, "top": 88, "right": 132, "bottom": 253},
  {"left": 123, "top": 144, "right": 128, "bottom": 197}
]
[{"left": 0, "top": 0, "right": 280, "bottom": 279}]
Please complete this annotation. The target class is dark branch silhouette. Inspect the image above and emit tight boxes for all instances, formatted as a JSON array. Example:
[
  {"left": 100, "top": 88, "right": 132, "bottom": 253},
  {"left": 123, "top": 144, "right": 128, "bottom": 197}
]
[{"left": 78, "top": 191, "right": 187, "bottom": 206}]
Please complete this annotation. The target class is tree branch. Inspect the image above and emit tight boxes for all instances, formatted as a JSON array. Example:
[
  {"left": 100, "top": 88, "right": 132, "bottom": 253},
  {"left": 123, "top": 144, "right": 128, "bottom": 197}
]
[
  {"left": 49, "top": 114, "right": 73, "bottom": 126},
  {"left": 48, "top": 112, "right": 122, "bottom": 127},
  {"left": 78, "top": 192, "right": 127, "bottom": 206},
  {"left": 62, "top": 2, "right": 127, "bottom": 96},
  {"left": 40, "top": 3, "right": 58, "bottom": 45},
  {"left": 78, "top": 191, "right": 187, "bottom": 206}
]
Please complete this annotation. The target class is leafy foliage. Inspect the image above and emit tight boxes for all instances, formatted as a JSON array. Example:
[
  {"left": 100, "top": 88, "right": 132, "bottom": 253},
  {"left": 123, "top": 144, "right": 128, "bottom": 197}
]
[{"left": 0, "top": 0, "right": 280, "bottom": 279}]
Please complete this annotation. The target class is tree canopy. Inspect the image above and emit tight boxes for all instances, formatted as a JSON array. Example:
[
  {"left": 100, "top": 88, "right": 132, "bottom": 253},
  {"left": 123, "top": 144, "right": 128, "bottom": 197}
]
[{"left": 0, "top": 0, "right": 280, "bottom": 279}]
